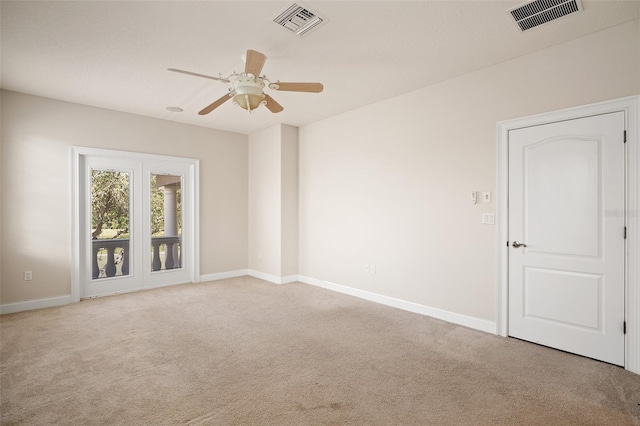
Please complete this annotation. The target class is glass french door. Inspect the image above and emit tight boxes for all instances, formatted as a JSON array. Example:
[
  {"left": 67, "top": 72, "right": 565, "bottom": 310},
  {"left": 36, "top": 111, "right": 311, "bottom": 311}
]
[{"left": 78, "top": 150, "right": 195, "bottom": 298}]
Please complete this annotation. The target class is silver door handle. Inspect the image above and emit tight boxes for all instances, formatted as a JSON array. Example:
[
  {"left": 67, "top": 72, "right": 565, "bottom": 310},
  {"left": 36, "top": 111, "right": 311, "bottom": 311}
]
[{"left": 512, "top": 241, "right": 527, "bottom": 248}]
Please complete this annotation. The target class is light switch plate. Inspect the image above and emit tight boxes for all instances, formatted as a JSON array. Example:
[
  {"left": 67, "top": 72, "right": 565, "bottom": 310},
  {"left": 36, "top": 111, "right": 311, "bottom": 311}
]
[{"left": 482, "top": 192, "right": 491, "bottom": 203}]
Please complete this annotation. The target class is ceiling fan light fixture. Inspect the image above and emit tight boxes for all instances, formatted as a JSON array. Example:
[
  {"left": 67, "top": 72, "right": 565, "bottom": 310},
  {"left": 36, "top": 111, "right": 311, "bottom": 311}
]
[
  {"left": 231, "top": 75, "right": 267, "bottom": 112},
  {"left": 233, "top": 93, "right": 266, "bottom": 112}
]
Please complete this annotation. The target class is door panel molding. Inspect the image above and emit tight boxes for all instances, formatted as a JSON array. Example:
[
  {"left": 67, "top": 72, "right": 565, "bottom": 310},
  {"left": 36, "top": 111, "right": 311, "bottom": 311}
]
[
  {"left": 71, "top": 147, "right": 200, "bottom": 301},
  {"left": 497, "top": 95, "right": 639, "bottom": 374}
]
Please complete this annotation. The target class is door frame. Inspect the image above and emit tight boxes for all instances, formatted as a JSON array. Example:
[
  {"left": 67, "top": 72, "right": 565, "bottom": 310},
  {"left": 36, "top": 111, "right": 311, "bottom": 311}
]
[
  {"left": 71, "top": 146, "right": 200, "bottom": 302},
  {"left": 497, "top": 95, "right": 639, "bottom": 374}
]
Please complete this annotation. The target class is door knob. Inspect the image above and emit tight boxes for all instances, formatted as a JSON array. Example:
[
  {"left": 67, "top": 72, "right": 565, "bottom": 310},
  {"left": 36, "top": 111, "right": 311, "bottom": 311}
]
[{"left": 512, "top": 241, "right": 527, "bottom": 248}]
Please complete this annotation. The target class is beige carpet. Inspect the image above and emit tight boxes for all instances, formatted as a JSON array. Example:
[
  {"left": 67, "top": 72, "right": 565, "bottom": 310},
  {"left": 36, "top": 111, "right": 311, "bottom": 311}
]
[{"left": 1, "top": 276, "right": 639, "bottom": 425}]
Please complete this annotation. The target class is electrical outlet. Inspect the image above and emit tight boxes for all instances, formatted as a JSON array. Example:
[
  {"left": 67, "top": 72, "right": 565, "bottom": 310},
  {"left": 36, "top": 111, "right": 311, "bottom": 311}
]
[
  {"left": 365, "top": 265, "right": 370, "bottom": 272},
  {"left": 24, "top": 271, "right": 33, "bottom": 281}
]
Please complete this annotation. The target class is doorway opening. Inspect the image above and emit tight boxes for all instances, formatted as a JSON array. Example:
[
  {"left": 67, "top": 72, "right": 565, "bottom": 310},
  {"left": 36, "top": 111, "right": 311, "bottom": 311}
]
[{"left": 72, "top": 147, "right": 199, "bottom": 300}]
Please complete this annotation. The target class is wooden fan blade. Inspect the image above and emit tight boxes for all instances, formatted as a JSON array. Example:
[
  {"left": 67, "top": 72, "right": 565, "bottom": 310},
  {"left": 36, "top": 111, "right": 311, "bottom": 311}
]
[
  {"left": 264, "top": 94, "right": 284, "bottom": 113},
  {"left": 245, "top": 50, "right": 266, "bottom": 77},
  {"left": 168, "top": 68, "right": 229, "bottom": 83},
  {"left": 270, "top": 82, "right": 323, "bottom": 93},
  {"left": 198, "top": 93, "right": 233, "bottom": 115}
]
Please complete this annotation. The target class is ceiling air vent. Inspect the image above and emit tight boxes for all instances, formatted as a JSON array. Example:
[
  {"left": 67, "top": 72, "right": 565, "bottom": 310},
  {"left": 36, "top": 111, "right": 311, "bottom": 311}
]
[
  {"left": 509, "top": 0, "right": 583, "bottom": 32},
  {"left": 273, "top": 3, "right": 324, "bottom": 37}
]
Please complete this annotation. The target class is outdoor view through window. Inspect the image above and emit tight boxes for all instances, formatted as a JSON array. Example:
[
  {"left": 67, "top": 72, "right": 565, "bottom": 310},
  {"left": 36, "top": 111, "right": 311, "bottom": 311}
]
[{"left": 90, "top": 170, "right": 182, "bottom": 280}]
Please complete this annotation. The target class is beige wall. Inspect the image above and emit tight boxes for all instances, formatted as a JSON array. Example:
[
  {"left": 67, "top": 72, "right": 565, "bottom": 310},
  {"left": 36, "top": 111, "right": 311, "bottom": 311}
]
[
  {"left": 298, "top": 20, "right": 640, "bottom": 322},
  {"left": 248, "top": 124, "right": 298, "bottom": 278},
  {"left": 281, "top": 125, "right": 299, "bottom": 277},
  {"left": 0, "top": 96, "right": 3, "bottom": 299},
  {"left": 0, "top": 91, "right": 248, "bottom": 304},
  {"left": 248, "top": 125, "right": 282, "bottom": 276}
]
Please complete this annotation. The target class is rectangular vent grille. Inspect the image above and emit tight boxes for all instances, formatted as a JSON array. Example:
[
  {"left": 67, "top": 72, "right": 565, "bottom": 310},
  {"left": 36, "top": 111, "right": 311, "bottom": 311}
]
[
  {"left": 273, "top": 3, "right": 324, "bottom": 36},
  {"left": 509, "top": 0, "right": 582, "bottom": 32}
]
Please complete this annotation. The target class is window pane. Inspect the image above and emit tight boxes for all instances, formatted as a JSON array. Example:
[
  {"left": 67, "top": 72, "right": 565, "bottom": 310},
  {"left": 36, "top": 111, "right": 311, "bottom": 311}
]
[
  {"left": 150, "top": 174, "right": 182, "bottom": 272},
  {"left": 90, "top": 170, "right": 130, "bottom": 280}
]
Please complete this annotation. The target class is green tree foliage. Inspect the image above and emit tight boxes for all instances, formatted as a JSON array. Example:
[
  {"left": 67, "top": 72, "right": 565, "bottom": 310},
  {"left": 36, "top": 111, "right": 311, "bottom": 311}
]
[
  {"left": 91, "top": 170, "right": 130, "bottom": 239},
  {"left": 150, "top": 175, "right": 164, "bottom": 236},
  {"left": 91, "top": 171, "right": 182, "bottom": 239}
]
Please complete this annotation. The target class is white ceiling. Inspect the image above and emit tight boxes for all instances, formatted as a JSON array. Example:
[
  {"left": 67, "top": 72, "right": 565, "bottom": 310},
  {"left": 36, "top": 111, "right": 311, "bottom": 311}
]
[{"left": 1, "top": 1, "right": 638, "bottom": 135}]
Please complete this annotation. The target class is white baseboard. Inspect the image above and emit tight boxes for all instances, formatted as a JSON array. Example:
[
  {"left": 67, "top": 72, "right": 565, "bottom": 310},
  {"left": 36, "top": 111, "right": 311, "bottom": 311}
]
[
  {"left": 248, "top": 270, "right": 298, "bottom": 285},
  {"left": 2, "top": 271, "right": 248, "bottom": 314},
  {"left": 200, "top": 270, "right": 248, "bottom": 282},
  {"left": 280, "top": 275, "right": 299, "bottom": 284},
  {"left": 298, "top": 275, "right": 497, "bottom": 334},
  {"left": 0, "top": 295, "right": 72, "bottom": 315},
  {"left": 1, "top": 273, "right": 496, "bottom": 336}
]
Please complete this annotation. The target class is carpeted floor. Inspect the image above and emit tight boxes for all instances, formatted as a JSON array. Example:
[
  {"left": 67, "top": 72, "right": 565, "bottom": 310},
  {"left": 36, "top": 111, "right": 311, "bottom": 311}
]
[{"left": 1, "top": 276, "right": 639, "bottom": 425}]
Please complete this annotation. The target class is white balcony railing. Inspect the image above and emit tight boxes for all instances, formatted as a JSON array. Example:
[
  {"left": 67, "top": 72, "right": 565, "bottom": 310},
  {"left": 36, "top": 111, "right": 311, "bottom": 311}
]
[{"left": 92, "top": 236, "right": 181, "bottom": 279}]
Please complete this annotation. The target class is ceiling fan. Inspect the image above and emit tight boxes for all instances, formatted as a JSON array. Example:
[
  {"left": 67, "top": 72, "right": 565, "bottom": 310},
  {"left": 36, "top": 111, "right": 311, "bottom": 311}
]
[{"left": 168, "top": 49, "right": 324, "bottom": 115}]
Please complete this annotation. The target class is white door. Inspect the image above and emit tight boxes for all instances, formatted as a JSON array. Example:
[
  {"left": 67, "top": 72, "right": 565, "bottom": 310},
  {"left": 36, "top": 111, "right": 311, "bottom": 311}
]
[
  {"left": 78, "top": 150, "right": 197, "bottom": 298},
  {"left": 143, "top": 159, "right": 194, "bottom": 288},
  {"left": 508, "top": 112, "right": 625, "bottom": 366}
]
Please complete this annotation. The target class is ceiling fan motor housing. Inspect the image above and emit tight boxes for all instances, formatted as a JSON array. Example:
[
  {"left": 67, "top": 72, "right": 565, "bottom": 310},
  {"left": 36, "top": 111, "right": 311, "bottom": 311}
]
[{"left": 231, "top": 75, "right": 266, "bottom": 111}]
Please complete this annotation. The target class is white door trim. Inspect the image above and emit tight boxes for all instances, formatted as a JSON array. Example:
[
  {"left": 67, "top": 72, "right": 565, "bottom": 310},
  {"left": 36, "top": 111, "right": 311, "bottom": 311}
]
[
  {"left": 71, "top": 146, "right": 200, "bottom": 302},
  {"left": 497, "top": 95, "right": 639, "bottom": 374}
]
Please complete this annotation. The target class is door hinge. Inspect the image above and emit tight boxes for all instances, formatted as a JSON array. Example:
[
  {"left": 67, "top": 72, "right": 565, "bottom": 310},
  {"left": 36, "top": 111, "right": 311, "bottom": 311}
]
[
  {"left": 624, "top": 227, "right": 627, "bottom": 239},
  {"left": 506, "top": 240, "right": 509, "bottom": 247},
  {"left": 624, "top": 321, "right": 627, "bottom": 334},
  {"left": 624, "top": 130, "right": 627, "bottom": 143}
]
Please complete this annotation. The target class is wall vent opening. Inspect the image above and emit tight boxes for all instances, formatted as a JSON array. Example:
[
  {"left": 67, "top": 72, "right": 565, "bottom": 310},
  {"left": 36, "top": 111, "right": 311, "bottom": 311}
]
[
  {"left": 273, "top": 3, "right": 324, "bottom": 37},
  {"left": 509, "top": 0, "right": 583, "bottom": 32}
]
